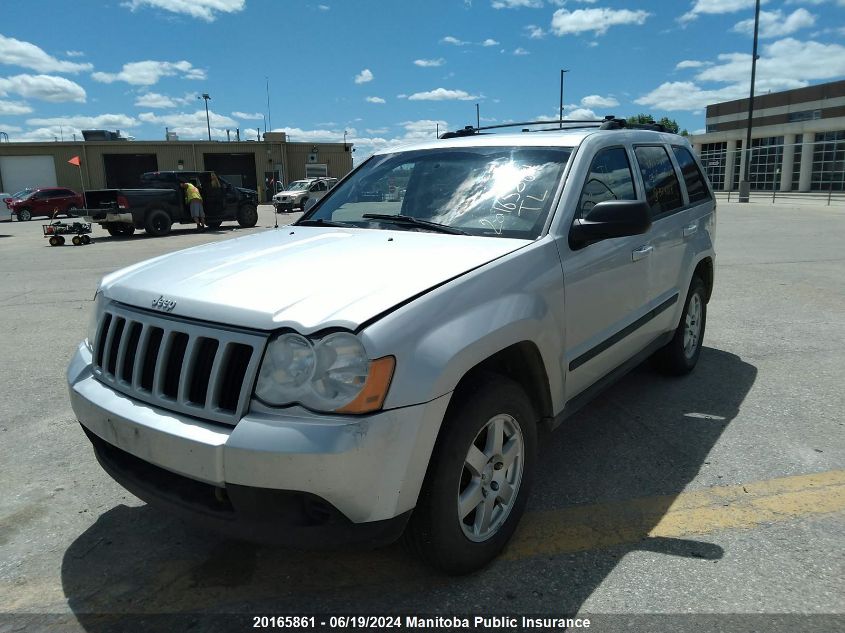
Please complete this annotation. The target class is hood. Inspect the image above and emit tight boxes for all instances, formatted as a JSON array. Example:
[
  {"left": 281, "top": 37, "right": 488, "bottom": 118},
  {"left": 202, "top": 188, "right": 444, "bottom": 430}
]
[
  {"left": 275, "top": 190, "right": 305, "bottom": 199},
  {"left": 237, "top": 187, "right": 257, "bottom": 196},
  {"left": 100, "top": 227, "right": 529, "bottom": 332}
]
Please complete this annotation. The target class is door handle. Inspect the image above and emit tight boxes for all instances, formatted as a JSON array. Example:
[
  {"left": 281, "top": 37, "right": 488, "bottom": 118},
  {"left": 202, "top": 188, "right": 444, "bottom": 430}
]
[
  {"left": 632, "top": 245, "right": 654, "bottom": 261},
  {"left": 683, "top": 222, "right": 698, "bottom": 238}
]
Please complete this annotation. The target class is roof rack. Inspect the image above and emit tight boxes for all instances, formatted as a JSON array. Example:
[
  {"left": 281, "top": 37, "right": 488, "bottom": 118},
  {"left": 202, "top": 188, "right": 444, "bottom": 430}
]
[{"left": 439, "top": 116, "right": 669, "bottom": 138}]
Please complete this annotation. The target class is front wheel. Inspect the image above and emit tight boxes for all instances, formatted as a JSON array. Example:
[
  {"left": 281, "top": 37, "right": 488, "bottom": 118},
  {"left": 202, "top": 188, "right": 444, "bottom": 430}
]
[
  {"left": 653, "top": 276, "right": 707, "bottom": 375},
  {"left": 236, "top": 204, "right": 258, "bottom": 228},
  {"left": 17, "top": 208, "right": 32, "bottom": 221},
  {"left": 404, "top": 374, "right": 537, "bottom": 574}
]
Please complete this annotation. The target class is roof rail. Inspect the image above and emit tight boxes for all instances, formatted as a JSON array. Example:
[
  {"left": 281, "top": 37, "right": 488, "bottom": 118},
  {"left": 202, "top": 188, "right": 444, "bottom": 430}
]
[{"left": 439, "top": 116, "right": 671, "bottom": 138}]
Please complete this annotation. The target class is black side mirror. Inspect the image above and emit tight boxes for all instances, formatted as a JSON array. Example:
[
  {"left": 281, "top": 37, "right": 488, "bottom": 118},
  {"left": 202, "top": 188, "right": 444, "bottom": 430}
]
[{"left": 569, "top": 200, "right": 652, "bottom": 250}]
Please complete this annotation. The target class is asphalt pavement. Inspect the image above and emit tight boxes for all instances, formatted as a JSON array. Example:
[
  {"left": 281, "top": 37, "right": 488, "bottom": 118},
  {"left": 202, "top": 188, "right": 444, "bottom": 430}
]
[{"left": 0, "top": 203, "right": 842, "bottom": 632}]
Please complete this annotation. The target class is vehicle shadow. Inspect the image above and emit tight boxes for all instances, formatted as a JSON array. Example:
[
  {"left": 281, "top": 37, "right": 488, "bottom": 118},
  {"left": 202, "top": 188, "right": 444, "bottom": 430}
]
[
  {"left": 89, "top": 225, "right": 258, "bottom": 244},
  {"left": 60, "top": 347, "right": 756, "bottom": 629}
]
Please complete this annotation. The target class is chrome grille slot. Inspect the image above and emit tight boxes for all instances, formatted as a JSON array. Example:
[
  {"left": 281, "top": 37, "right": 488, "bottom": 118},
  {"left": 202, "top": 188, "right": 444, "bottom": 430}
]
[{"left": 91, "top": 303, "right": 266, "bottom": 425}]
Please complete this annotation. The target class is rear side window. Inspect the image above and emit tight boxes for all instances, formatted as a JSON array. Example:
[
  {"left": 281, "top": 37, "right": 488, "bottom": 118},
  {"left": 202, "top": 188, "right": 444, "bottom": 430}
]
[
  {"left": 634, "top": 146, "right": 683, "bottom": 216},
  {"left": 672, "top": 146, "right": 710, "bottom": 203},
  {"left": 577, "top": 147, "right": 637, "bottom": 219}
]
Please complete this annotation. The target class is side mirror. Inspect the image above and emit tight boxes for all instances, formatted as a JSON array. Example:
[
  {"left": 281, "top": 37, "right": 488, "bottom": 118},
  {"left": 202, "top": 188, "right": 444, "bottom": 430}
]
[{"left": 569, "top": 200, "right": 651, "bottom": 250}]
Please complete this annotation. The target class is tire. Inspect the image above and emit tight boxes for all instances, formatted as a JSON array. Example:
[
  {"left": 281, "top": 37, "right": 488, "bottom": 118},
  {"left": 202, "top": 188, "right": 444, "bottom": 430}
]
[
  {"left": 106, "top": 223, "right": 134, "bottom": 237},
  {"left": 66, "top": 206, "right": 77, "bottom": 217},
  {"left": 144, "top": 209, "right": 172, "bottom": 237},
  {"left": 81, "top": 234, "right": 91, "bottom": 245},
  {"left": 72, "top": 235, "right": 82, "bottom": 246},
  {"left": 653, "top": 276, "right": 707, "bottom": 375},
  {"left": 404, "top": 373, "right": 537, "bottom": 575},
  {"left": 206, "top": 221, "right": 222, "bottom": 230},
  {"left": 236, "top": 204, "right": 258, "bottom": 228},
  {"left": 48, "top": 235, "right": 60, "bottom": 246},
  {"left": 17, "top": 208, "right": 32, "bottom": 221},
  {"left": 57, "top": 235, "right": 65, "bottom": 246},
  {"left": 299, "top": 197, "right": 309, "bottom": 211}
]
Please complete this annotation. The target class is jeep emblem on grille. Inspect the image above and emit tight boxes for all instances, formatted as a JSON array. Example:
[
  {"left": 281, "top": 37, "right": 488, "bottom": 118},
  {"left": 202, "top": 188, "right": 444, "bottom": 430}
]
[{"left": 151, "top": 295, "right": 177, "bottom": 312}]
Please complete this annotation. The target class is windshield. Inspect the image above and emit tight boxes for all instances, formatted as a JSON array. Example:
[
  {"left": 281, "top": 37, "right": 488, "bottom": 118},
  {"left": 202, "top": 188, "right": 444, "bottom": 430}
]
[
  {"left": 300, "top": 146, "right": 571, "bottom": 239},
  {"left": 286, "top": 181, "right": 310, "bottom": 191}
]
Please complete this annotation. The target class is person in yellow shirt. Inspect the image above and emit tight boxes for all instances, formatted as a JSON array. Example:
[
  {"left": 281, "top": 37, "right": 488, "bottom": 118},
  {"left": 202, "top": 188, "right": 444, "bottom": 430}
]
[{"left": 181, "top": 181, "right": 205, "bottom": 230}]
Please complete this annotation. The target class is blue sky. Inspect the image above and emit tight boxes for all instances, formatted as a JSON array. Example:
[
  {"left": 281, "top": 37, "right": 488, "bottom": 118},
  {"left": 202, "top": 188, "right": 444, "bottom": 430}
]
[{"left": 1, "top": 0, "right": 844, "bottom": 156}]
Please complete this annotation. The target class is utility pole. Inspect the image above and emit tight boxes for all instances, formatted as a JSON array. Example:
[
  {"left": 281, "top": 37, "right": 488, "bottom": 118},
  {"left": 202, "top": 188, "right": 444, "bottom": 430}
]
[
  {"left": 266, "top": 77, "right": 272, "bottom": 133},
  {"left": 559, "top": 69, "right": 570, "bottom": 129},
  {"left": 199, "top": 93, "right": 212, "bottom": 141},
  {"left": 476, "top": 103, "right": 480, "bottom": 131},
  {"left": 739, "top": 0, "right": 761, "bottom": 203}
]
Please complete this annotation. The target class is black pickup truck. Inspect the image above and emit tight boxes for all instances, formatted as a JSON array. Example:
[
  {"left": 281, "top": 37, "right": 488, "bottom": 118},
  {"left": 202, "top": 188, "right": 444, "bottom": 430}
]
[{"left": 82, "top": 171, "right": 259, "bottom": 237}]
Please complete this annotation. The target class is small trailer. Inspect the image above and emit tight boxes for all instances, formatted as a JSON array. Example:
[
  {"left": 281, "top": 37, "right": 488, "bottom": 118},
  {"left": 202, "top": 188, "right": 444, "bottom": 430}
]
[{"left": 43, "top": 220, "right": 92, "bottom": 246}]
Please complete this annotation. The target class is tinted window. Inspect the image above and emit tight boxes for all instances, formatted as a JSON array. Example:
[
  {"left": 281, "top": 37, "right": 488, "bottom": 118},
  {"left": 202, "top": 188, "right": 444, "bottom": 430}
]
[
  {"left": 672, "top": 146, "right": 710, "bottom": 204},
  {"left": 634, "top": 146, "right": 683, "bottom": 216},
  {"left": 577, "top": 147, "right": 636, "bottom": 219}
]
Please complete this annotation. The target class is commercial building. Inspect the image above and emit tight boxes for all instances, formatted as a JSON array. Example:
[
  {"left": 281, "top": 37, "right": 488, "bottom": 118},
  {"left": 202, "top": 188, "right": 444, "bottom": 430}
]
[
  {"left": 0, "top": 132, "right": 354, "bottom": 201},
  {"left": 689, "top": 80, "right": 845, "bottom": 192}
]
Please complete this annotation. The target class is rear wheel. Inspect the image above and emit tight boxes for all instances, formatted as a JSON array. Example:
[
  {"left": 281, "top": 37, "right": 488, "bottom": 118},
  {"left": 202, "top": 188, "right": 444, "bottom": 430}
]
[
  {"left": 106, "top": 223, "right": 134, "bottom": 237},
  {"left": 72, "top": 235, "right": 82, "bottom": 246},
  {"left": 48, "top": 235, "right": 60, "bottom": 246},
  {"left": 653, "top": 276, "right": 707, "bottom": 375},
  {"left": 144, "top": 209, "right": 172, "bottom": 237},
  {"left": 236, "top": 204, "right": 258, "bottom": 228},
  {"left": 17, "top": 208, "right": 32, "bottom": 221},
  {"left": 81, "top": 234, "right": 91, "bottom": 245},
  {"left": 404, "top": 373, "right": 537, "bottom": 574}
]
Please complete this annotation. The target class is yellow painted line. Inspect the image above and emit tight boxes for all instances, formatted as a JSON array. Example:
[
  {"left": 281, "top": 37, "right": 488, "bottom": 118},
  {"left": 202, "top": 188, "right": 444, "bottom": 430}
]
[{"left": 505, "top": 469, "right": 845, "bottom": 560}]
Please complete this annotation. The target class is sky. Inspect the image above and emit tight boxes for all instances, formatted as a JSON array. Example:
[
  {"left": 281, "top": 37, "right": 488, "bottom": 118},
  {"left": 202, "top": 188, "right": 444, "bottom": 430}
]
[{"left": 1, "top": 0, "right": 844, "bottom": 158}]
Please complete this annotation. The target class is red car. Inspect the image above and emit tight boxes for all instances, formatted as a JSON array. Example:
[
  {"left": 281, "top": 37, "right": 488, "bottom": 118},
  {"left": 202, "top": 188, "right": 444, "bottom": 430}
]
[{"left": 6, "top": 187, "right": 84, "bottom": 221}]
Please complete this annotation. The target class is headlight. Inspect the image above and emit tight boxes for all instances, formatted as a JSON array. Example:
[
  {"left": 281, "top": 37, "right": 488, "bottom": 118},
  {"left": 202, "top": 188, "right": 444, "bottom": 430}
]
[
  {"left": 85, "top": 290, "right": 105, "bottom": 352},
  {"left": 255, "top": 332, "right": 394, "bottom": 414}
]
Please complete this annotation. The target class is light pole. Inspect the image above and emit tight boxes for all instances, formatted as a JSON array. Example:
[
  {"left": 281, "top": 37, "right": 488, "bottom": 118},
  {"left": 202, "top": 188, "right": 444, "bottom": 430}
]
[
  {"left": 739, "top": 0, "right": 761, "bottom": 203},
  {"left": 476, "top": 103, "right": 480, "bottom": 131},
  {"left": 343, "top": 130, "right": 348, "bottom": 150},
  {"left": 198, "top": 93, "right": 211, "bottom": 141},
  {"left": 559, "top": 69, "right": 570, "bottom": 128}
]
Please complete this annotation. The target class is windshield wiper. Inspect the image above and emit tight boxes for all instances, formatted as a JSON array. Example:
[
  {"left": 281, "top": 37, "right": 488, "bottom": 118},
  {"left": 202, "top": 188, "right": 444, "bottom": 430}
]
[
  {"left": 362, "top": 213, "right": 468, "bottom": 235},
  {"left": 296, "top": 218, "right": 358, "bottom": 228}
]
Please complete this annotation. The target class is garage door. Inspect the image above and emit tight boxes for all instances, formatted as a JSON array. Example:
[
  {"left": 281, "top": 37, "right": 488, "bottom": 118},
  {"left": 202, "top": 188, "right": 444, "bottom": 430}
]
[{"left": 0, "top": 156, "right": 57, "bottom": 193}]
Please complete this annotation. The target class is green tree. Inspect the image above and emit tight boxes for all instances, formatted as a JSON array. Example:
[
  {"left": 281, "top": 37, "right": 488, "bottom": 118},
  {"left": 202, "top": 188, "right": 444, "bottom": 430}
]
[{"left": 626, "top": 113, "right": 688, "bottom": 136}]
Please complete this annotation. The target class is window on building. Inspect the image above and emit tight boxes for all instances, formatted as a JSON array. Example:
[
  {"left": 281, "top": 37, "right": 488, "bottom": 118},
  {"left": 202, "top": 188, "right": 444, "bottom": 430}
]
[
  {"left": 673, "top": 146, "right": 711, "bottom": 203},
  {"left": 787, "top": 110, "right": 822, "bottom": 123},
  {"left": 706, "top": 124, "right": 719, "bottom": 133},
  {"left": 732, "top": 140, "right": 743, "bottom": 191},
  {"left": 792, "top": 134, "right": 803, "bottom": 191},
  {"left": 748, "top": 136, "right": 784, "bottom": 191},
  {"left": 634, "top": 146, "right": 683, "bottom": 216},
  {"left": 811, "top": 131, "right": 845, "bottom": 192},
  {"left": 577, "top": 147, "right": 637, "bottom": 219},
  {"left": 700, "top": 142, "right": 727, "bottom": 191}
]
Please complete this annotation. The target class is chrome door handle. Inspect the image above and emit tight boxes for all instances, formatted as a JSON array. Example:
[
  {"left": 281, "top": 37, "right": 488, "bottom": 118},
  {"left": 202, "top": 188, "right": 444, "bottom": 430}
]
[
  {"left": 683, "top": 222, "right": 698, "bottom": 237},
  {"left": 632, "top": 245, "right": 654, "bottom": 261}
]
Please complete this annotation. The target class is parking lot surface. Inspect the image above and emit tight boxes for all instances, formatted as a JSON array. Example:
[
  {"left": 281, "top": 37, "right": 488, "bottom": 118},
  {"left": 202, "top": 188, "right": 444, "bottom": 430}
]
[{"left": 0, "top": 203, "right": 843, "bottom": 631}]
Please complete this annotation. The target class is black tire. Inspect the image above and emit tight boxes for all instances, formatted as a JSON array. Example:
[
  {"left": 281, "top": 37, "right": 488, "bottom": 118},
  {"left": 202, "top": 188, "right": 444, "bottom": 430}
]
[
  {"left": 404, "top": 373, "right": 537, "bottom": 575},
  {"left": 299, "top": 197, "right": 309, "bottom": 211},
  {"left": 72, "top": 235, "right": 82, "bottom": 246},
  {"left": 106, "top": 223, "right": 134, "bottom": 237},
  {"left": 66, "top": 205, "right": 77, "bottom": 217},
  {"left": 81, "top": 234, "right": 91, "bottom": 245},
  {"left": 57, "top": 235, "right": 65, "bottom": 246},
  {"left": 653, "top": 276, "right": 707, "bottom": 375},
  {"left": 17, "top": 208, "right": 32, "bottom": 221},
  {"left": 206, "top": 221, "right": 223, "bottom": 230},
  {"left": 144, "top": 209, "right": 172, "bottom": 237},
  {"left": 48, "top": 235, "right": 60, "bottom": 246},
  {"left": 236, "top": 204, "right": 258, "bottom": 228}
]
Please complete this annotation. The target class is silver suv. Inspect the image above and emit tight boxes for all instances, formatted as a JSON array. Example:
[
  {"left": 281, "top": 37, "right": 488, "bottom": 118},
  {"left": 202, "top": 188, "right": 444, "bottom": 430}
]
[
  {"left": 272, "top": 177, "right": 338, "bottom": 212},
  {"left": 68, "top": 121, "right": 715, "bottom": 574}
]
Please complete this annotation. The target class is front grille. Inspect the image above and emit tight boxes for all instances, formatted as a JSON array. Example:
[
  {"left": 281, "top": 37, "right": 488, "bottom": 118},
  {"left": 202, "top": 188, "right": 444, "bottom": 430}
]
[{"left": 92, "top": 303, "right": 266, "bottom": 425}]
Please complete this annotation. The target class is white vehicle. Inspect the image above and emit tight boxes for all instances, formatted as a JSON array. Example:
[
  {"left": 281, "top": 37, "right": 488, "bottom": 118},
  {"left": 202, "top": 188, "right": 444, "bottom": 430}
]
[{"left": 272, "top": 177, "right": 338, "bottom": 212}]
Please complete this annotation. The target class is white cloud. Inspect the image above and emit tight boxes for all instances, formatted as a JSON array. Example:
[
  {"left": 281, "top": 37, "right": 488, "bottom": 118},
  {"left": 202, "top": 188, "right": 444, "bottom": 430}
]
[
  {"left": 366, "top": 127, "right": 389, "bottom": 134},
  {"left": 732, "top": 9, "right": 816, "bottom": 38},
  {"left": 581, "top": 94, "right": 619, "bottom": 108},
  {"left": 414, "top": 58, "right": 445, "bottom": 67},
  {"left": 354, "top": 68, "right": 373, "bottom": 84},
  {"left": 525, "top": 24, "right": 546, "bottom": 38},
  {"left": 491, "top": 0, "right": 543, "bottom": 8},
  {"left": 676, "top": 59, "right": 710, "bottom": 69},
  {"left": 135, "top": 92, "right": 176, "bottom": 108},
  {"left": 481, "top": 38, "right": 500, "bottom": 46},
  {"left": 513, "top": 47, "right": 530, "bottom": 55},
  {"left": 0, "top": 100, "right": 32, "bottom": 115},
  {"left": 680, "top": 0, "right": 769, "bottom": 24},
  {"left": 120, "top": 0, "right": 246, "bottom": 22},
  {"left": 366, "top": 96, "right": 386, "bottom": 103},
  {"left": 232, "top": 111, "right": 264, "bottom": 119},
  {"left": 407, "top": 88, "right": 479, "bottom": 101},
  {"left": 66, "top": 50, "right": 85, "bottom": 57},
  {"left": 635, "top": 81, "right": 747, "bottom": 111},
  {"left": 441, "top": 35, "right": 469, "bottom": 45},
  {"left": 0, "top": 74, "right": 86, "bottom": 103},
  {"left": 551, "top": 8, "right": 651, "bottom": 36},
  {"left": 27, "top": 114, "right": 139, "bottom": 128},
  {"left": 139, "top": 109, "right": 239, "bottom": 139},
  {"left": 92, "top": 60, "right": 205, "bottom": 85},
  {"left": 318, "top": 4, "right": 330, "bottom": 10},
  {"left": 0, "top": 35, "right": 93, "bottom": 74}
]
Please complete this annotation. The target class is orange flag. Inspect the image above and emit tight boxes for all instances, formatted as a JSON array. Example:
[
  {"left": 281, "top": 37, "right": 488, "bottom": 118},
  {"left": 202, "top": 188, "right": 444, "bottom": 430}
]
[{"left": 68, "top": 156, "right": 81, "bottom": 166}]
